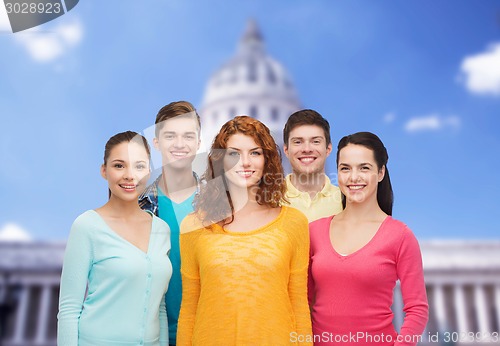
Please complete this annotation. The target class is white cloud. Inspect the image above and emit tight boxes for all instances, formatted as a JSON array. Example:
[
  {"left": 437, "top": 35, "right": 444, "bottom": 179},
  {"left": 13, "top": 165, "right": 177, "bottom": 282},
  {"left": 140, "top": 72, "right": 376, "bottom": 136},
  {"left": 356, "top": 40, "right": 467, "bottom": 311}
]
[
  {"left": 0, "top": 223, "right": 32, "bottom": 242},
  {"left": 0, "top": 3, "right": 12, "bottom": 31},
  {"left": 460, "top": 43, "right": 500, "bottom": 96},
  {"left": 405, "top": 114, "right": 461, "bottom": 133},
  {"left": 383, "top": 112, "right": 396, "bottom": 123},
  {"left": 15, "top": 19, "right": 83, "bottom": 62}
]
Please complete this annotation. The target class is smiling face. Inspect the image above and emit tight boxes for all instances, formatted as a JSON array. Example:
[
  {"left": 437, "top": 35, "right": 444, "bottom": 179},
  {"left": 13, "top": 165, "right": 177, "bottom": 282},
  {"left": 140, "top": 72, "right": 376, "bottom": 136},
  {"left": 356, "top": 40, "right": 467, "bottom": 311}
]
[
  {"left": 153, "top": 116, "right": 200, "bottom": 170},
  {"left": 337, "top": 144, "right": 385, "bottom": 205},
  {"left": 284, "top": 124, "right": 332, "bottom": 176},
  {"left": 223, "top": 133, "right": 265, "bottom": 191},
  {"left": 101, "top": 141, "right": 151, "bottom": 202}
]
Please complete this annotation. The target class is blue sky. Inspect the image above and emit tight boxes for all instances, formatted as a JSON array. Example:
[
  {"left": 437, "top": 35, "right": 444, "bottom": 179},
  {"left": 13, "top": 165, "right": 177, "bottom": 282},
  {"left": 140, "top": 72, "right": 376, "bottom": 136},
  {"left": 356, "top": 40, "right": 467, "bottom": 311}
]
[{"left": 1, "top": 1, "right": 499, "bottom": 241}]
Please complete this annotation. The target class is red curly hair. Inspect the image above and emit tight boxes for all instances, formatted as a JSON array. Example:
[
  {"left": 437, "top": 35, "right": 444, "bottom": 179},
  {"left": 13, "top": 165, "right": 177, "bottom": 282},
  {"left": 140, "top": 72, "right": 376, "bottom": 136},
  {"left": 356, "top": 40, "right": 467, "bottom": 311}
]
[{"left": 195, "top": 116, "right": 286, "bottom": 226}]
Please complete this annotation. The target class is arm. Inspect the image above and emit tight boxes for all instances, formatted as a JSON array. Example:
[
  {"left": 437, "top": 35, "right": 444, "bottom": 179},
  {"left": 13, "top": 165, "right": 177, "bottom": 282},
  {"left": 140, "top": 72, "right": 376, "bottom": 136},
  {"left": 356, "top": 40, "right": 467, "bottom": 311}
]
[
  {"left": 57, "top": 215, "right": 93, "bottom": 346},
  {"left": 395, "top": 227, "right": 429, "bottom": 346},
  {"left": 288, "top": 212, "right": 313, "bottom": 345},
  {"left": 176, "top": 228, "right": 201, "bottom": 346}
]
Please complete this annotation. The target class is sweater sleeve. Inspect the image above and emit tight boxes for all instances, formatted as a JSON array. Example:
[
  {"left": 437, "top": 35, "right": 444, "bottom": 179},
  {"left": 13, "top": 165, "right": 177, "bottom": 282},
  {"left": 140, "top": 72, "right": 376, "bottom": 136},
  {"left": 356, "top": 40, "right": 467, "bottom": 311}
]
[
  {"left": 395, "top": 226, "right": 429, "bottom": 346},
  {"left": 177, "top": 227, "right": 201, "bottom": 346},
  {"left": 57, "top": 214, "right": 94, "bottom": 346},
  {"left": 159, "top": 293, "right": 168, "bottom": 346},
  {"left": 288, "top": 210, "right": 313, "bottom": 345}
]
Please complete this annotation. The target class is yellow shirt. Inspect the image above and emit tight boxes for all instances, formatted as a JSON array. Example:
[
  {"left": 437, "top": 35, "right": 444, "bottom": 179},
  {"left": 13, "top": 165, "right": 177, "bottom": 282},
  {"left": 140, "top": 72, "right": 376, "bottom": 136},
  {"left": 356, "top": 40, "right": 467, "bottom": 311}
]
[
  {"left": 282, "top": 174, "right": 343, "bottom": 222},
  {"left": 178, "top": 207, "right": 312, "bottom": 345}
]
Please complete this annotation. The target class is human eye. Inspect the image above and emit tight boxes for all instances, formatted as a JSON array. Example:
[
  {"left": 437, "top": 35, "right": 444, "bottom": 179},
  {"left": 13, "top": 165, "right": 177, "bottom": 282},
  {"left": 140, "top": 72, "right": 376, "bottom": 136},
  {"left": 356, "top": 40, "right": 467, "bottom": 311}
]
[
  {"left": 313, "top": 139, "right": 322, "bottom": 145},
  {"left": 164, "top": 134, "right": 175, "bottom": 140},
  {"left": 250, "top": 150, "right": 262, "bottom": 156},
  {"left": 136, "top": 163, "right": 147, "bottom": 170},
  {"left": 114, "top": 163, "right": 124, "bottom": 169},
  {"left": 339, "top": 166, "right": 349, "bottom": 172},
  {"left": 361, "top": 165, "right": 370, "bottom": 171},
  {"left": 292, "top": 139, "right": 301, "bottom": 145},
  {"left": 227, "top": 150, "right": 240, "bottom": 156}
]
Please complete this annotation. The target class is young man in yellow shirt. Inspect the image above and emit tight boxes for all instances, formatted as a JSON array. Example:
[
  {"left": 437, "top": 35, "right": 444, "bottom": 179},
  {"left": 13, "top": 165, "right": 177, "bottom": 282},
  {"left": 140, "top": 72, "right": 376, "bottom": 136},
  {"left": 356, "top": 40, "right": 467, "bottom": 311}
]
[{"left": 282, "top": 109, "right": 343, "bottom": 221}]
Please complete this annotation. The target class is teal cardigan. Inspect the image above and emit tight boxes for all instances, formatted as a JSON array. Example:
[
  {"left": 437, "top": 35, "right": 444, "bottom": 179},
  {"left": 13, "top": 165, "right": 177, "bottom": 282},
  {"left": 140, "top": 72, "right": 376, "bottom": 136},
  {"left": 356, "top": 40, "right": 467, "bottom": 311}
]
[{"left": 57, "top": 210, "right": 172, "bottom": 345}]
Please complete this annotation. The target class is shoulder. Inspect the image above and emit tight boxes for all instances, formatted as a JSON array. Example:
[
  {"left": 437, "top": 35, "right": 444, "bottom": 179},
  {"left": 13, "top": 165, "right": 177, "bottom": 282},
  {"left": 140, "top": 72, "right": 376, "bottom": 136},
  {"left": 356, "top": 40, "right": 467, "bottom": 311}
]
[
  {"left": 281, "top": 206, "right": 308, "bottom": 226},
  {"left": 180, "top": 212, "right": 206, "bottom": 235},
  {"left": 310, "top": 215, "right": 333, "bottom": 231},
  {"left": 381, "top": 216, "right": 421, "bottom": 249},
  {"left": 72, "top": 210, "right": 99, "bottom": 229},
  {"left": 383, "top": 217, "right": 414, "bottom": 237},
  {"left": 151, "top": 213, "right": 170, "bottom": 230}
]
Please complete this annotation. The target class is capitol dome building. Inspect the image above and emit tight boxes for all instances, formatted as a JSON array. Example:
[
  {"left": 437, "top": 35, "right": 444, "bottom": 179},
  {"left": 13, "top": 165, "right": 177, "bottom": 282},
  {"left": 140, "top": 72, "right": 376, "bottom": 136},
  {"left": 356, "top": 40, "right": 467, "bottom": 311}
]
[{"left": 199, "top": 19, "right": 301, "bottom": 152}]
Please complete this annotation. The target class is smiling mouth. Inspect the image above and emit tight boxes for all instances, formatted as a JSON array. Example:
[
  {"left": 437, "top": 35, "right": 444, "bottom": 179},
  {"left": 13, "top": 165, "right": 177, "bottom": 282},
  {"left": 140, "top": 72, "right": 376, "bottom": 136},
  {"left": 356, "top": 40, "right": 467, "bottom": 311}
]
[
  {"left": 119, "top": 184, "right": 137, "bottom": 191},
  {"left": 171, "top": 152, "right": 189, "bottom": 158},
  {"left": 236, "top": 171, "right": 254, "bottom": 178},
  {"left": 348, "top": 185, "right": 365, "bottom": 190},
  {"left": 299, "top": 157, "right": 316, "bottom": 164}
]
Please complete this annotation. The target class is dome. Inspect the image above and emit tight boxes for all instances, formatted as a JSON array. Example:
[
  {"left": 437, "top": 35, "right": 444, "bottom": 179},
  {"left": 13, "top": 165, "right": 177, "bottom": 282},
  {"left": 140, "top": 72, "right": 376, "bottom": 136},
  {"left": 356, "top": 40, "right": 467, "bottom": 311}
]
[{"left": 199, "top": 19, "right": 302, "bottom": 151}]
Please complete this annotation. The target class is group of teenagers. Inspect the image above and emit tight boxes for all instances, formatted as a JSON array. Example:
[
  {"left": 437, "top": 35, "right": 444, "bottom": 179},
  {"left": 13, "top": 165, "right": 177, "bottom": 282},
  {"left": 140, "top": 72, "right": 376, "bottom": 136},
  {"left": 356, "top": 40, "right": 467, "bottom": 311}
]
[{"left": 57, "top": 101, "right": 429, "bottom": 346}]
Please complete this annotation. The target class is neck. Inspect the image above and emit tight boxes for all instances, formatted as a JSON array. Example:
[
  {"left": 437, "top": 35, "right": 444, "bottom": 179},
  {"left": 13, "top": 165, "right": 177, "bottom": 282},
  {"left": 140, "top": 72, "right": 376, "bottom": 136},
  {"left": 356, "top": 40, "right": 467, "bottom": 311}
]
[
  {"left": 290, "top": 172, "right": 326, "bottom": 194},
  {"left": 160, "top": 165, "right": 195, "bottom": 197},
  {"left": 341, "top": 198, "right": 386, "bottom": 221},
  {"left": 227, "top": 185, "right": 261, "bottom": 213},
  {"left": 102, "top": 196, "right": 142, "bottom": 217}
]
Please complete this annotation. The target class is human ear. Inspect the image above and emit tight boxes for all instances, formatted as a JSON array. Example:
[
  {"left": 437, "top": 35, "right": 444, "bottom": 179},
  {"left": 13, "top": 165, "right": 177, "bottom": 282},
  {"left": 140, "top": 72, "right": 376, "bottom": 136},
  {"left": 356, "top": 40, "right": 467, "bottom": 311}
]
[
  {"left": 326, "top": 143, "right": 333, "bottom": 157},
  {"left": 283, "top": 144, "right": 289, "bottom": 157},
  {"left": 100, "top": 164, "right": 107, "bottom": 180},
  {"left": 378, "top": 165, "right": 386, "bottom": 182},
  {"left": 153, "top": 137, "right": 160, "bottom": 151}
]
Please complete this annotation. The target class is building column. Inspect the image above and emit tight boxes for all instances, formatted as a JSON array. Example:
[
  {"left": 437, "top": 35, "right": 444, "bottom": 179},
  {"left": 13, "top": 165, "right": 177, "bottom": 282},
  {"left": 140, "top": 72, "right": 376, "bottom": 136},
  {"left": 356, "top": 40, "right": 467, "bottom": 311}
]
[
  {"left": 453, "top": 284, "right": 469, "bottom": 334},
  {"left": 35, "top": 284, "right": 52, "bottom": 345},
  {"left": 12, "top": 285, "right": 31, "bottom": 344},
  {"left": 495, "top": 285, "right": 500, "bottom": 334},
  {"left": 392, "top": 283, "right": 404, "bottom": 331},
  {"left": 433, "top": 284, "right": 448, "bottom": 333},
  {"left": 474, "top": 284, "right": 490, "bottom": 335}
]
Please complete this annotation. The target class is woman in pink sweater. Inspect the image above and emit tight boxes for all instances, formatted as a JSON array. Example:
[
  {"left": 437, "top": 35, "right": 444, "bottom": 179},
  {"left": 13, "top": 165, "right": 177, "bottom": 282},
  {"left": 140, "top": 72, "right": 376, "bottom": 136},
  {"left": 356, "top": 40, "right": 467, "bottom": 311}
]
[{"left": 308, "top": 132, "right": 428, "bottom": 346}]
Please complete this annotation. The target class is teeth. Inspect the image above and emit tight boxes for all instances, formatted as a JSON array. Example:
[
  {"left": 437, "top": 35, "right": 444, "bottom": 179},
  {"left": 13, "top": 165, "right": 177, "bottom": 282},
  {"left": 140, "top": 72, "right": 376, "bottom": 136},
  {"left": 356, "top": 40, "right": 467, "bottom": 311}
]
[
  {"left": 171, "top": 152, "right": 188, "bottom": 158},
  {"left": 120, "top": 185, "right": 136, "bottom": 189},
  {"left": 299, "top": 157, "right": 315, "bottom": 163},
  {"left": 237, "top": 171, "right": 252, "bottom": 177},
  {"left": 349, "top": 185, "right": 364, "bottom": 190}
]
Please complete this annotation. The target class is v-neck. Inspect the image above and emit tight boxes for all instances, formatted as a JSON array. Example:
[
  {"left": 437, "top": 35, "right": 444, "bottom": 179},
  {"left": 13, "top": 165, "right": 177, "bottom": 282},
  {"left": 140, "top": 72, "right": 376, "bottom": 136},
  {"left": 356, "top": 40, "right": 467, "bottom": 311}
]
[
  {"left": 327, "top": 215, "right": 390, "bottom": 259},
  {"left": 91, "top": 210, "right": 154, "bottom": 255}
]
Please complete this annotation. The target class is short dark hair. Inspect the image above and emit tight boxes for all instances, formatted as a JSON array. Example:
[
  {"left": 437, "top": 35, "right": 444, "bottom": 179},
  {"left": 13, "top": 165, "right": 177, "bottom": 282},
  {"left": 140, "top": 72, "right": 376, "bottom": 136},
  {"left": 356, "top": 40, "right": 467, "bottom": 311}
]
[
  {"left": 155, "top": 101, "right": 201, "bottom": 137},
  {"left": 283, "top": 109, "right": 331, "bottom": 147},
  {"left": 336, "top": 132, "right": 393, "bottom": 215}
]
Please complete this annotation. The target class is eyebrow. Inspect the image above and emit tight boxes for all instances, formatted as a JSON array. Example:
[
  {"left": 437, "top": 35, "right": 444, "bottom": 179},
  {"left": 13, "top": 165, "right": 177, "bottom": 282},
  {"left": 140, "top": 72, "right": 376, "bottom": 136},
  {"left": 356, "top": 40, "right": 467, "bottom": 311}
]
[
  {"left": 227, "top": 147, "right": 262, "bottom": 151},
  {"left": 339, "top": 162, "right": 374, "bottom": 166},
  {"left": 290, "top": 136, "right": 324, "bottom": 140},
  {"left": 162, "top": 131, "right": 197, "bottom": 135}
]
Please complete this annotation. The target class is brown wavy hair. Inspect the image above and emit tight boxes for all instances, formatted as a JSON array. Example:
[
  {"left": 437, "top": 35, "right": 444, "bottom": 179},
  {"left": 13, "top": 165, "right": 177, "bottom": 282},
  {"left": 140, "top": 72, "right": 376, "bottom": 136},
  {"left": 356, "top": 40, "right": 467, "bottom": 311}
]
[{"left": 195, "top": 116, "right": 286, "bottom": 226}]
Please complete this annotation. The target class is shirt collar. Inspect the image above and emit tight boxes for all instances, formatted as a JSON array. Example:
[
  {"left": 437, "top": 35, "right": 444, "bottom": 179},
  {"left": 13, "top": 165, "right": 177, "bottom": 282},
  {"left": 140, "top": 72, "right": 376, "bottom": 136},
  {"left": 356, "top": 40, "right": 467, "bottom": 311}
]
[{"left": 285, "top": 174, "right": 335, "bottom": 197}]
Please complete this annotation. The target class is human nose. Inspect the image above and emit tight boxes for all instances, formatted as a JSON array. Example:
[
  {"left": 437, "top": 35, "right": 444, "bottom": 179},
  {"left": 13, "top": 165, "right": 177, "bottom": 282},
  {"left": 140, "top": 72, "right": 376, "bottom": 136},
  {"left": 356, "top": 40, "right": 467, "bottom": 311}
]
[
  {"left": 349, "top": 168, "right": 360, "bottom": 182},
  {"left": 173, "top": 135, "right": 185, "bottom": 148},
  {"left": 240, "top": 153, "right": 251, "bottom": 167},
  {"left": 301, "top": 141, "right": 312, "bottom": 152},
  {"left": 123, "top": 167, "right": 134, "bottom": 180}
]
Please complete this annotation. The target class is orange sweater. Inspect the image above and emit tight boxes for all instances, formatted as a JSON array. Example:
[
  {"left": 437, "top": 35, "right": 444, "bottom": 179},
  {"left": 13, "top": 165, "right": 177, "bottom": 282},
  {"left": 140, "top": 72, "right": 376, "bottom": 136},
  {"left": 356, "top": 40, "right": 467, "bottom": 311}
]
[{"left": 177, "top": 206, "right": 312, "bottom": 345}]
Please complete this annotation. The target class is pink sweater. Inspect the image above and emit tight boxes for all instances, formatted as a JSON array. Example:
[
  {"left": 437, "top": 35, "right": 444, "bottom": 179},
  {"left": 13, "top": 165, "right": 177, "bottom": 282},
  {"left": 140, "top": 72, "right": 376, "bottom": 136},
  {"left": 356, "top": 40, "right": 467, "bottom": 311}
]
[{"left": 308, "top": 216, "right": 428, "bottom": 346}]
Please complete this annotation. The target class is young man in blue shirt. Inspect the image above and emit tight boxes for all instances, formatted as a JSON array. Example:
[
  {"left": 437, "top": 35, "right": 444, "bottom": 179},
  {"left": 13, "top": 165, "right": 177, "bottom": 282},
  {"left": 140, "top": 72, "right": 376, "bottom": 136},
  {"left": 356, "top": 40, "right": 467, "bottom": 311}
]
[{"left": 139, "top": 101, "right": 201, "bottom": 345}]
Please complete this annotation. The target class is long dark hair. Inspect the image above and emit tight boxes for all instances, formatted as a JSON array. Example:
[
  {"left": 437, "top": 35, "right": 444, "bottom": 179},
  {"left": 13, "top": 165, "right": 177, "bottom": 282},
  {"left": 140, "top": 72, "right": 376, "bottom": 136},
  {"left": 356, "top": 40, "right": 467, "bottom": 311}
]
[{"left": 336, "top": 132, "right": 393, "bottom": 215}]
